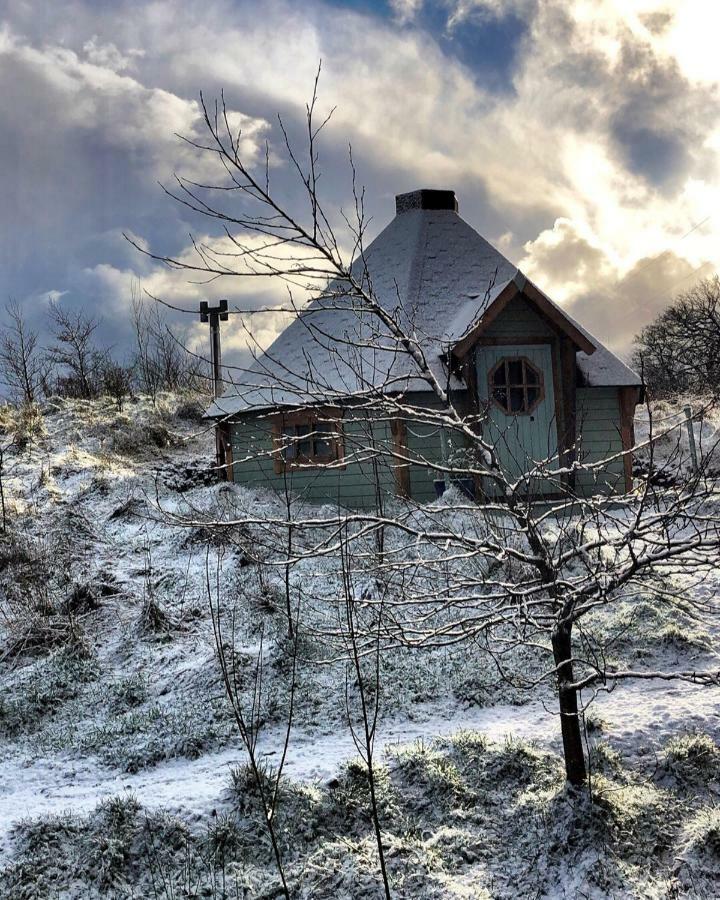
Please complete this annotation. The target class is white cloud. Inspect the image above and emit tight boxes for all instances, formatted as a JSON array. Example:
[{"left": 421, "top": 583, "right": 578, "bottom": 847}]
[
  {"left": 389, "top": 0, "right": 424, "bottom": 25},
  {"left": 3, "top": 0, "right": 720, "bottom": 358},
  {"left": 0, "top": 24, "right": 268, "bottom": 181},
  {"left": 82, "top": 36, "right": 143, "bottom": 73}
]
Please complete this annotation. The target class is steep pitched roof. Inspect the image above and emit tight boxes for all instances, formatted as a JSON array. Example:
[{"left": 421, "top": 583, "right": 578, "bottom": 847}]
[{"left": 207, "top": 192, "right": 640, "bottom": 417}]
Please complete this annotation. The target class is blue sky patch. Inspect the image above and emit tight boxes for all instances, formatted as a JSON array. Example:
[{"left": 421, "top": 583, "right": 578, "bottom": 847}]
[{"left": 325, "top": 0, "right": 526, "bottom": 93}]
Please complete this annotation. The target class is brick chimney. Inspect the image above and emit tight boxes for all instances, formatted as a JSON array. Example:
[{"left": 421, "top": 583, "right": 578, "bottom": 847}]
[{"left": 395, "top": 188, "right": 458, "bottom": 215}]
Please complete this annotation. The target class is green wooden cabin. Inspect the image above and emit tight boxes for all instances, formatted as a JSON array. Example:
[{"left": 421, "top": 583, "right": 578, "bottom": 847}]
[{"left": 206, "top": 189, "right": 642, "bottom": 507}]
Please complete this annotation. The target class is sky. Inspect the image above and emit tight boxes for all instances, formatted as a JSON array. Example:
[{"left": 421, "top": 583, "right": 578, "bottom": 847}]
[{"left": 1, "top": 0, "right": 719, "bottom": 366}]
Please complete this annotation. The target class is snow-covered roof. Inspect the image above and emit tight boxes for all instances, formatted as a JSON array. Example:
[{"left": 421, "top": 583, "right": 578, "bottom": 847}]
[{"left": 207, "top": 191, "right": 640, "bottom": 418}]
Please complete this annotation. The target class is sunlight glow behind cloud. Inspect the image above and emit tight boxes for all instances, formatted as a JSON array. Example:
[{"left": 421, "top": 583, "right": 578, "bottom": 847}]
[{"left": 1, "top": 0, "right": 719, "bottom": 362}]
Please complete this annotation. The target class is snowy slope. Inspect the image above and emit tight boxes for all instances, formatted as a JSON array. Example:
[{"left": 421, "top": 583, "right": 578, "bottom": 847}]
[{"left": 0, "top": 395, "right": 719, "bottom": 899}]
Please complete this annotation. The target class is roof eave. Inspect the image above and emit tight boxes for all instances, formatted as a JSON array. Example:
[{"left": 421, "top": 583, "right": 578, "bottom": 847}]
[{"left": 450, "top": 273, "right": 596, "bottom": 359}]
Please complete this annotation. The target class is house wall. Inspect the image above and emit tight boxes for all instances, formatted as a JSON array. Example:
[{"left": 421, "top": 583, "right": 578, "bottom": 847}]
[
  {"left": 228, "top": 392, "right": 453, "bottom": 508},
  {"left": 575, "top": 387, "right": 626, "bottom": 495}
]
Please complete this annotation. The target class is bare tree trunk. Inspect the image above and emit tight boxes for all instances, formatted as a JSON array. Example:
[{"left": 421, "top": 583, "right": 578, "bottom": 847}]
[{"left": 551, "top": 623, "right": 586, "bottom": 786}]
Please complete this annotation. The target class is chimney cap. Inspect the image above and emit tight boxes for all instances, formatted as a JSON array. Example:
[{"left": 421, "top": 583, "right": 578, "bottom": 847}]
[{"left": 395, "top": 189, "right": 458, "bottom": 215}]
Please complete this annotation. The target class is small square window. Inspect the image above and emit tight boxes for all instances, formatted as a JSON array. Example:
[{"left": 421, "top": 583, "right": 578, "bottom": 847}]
[{"left": 276, "top": 414, "right": 342, "bottom": 469}]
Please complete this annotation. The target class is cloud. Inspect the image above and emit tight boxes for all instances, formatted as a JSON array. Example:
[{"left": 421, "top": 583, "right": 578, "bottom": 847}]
[
  {"left": 82, "top": 36, "right": 144, "bottom": 73},
  {"left": 519, "top": 218, "right": 615, "bottom": 304},
  {"left": 520, "top": 215, "right": 710, "bottom": 355},
  {"left": 74, "top": 228, "right": 325, "bottom": 365},
  {"left": 1, "top": 0, "right": 720, "bottom": 369},
  {"left": 389, "top": 0, "right": 424, "bottom": 25}
]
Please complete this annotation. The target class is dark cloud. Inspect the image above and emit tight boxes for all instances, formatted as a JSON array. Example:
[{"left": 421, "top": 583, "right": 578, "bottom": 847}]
[
  {"left": 609, "top": 38, "right": 718, "bottom": 190},
  {"left": 0, "top": 0, "right": 718, "bottom": 380},
  {"left": 567, "top": 251, "right": 705, "bottom": 355}
]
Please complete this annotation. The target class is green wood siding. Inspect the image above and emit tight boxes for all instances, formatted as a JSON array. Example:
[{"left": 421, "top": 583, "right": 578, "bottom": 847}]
[
  {"left": 483, "top": 295, "right": 556, "bottom": 340},
  {"left": 230, "top": 415, "right": 395, "bottom": 509},
  {"left": 229, "top": 392, "right": 458, "bottom": 508},
  {"left": 404, "top": 404, "right": 446, "bottom": 503},
  {"left": 575, "top": 387, "right": 625, "bottom": 495}
]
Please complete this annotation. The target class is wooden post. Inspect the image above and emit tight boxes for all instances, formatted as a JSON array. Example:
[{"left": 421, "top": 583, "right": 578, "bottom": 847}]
[
  {"left": 200, "top": 299, "right": 229, "bottom": 398},
  {"left": 200, "top": 299, "right": 230, "bottom": 475},
  {"left": 619, "top": 387, "right": 640, "bottom": 493}
]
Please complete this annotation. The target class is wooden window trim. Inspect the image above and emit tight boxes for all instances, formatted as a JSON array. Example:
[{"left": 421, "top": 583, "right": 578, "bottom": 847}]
[
  {"left": 271, "top": 407, "right": 345, "bottom": 474},
  {"left": 487, "top": 356, "right": 545, "bottom": 416},
  {"left": 390, "top": 418, "right": 411, "bottom": 498}
]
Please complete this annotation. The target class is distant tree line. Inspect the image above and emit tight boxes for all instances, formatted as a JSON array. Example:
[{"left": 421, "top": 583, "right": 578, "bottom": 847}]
[
  {"left": 633, "top": 275, "right": 720, "bottom": 397},
  {"left": 0, "top": 291, "right": 208, "bottom": 409}
]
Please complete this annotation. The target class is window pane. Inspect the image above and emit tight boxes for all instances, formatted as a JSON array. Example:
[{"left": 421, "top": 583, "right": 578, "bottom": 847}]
[
  {"left": 492, "top": 364, "right": 507, "bottom": 386},
  {"left": 314, "top": 422, "right": 333, "bottom": 457},
  {"left": 509, "top": 387, "right": 525, "bottom": 412},
  {"left": 492, "top": 387, "right": 508, "bottom": 410},
  {"left": 527, "top": 387, "right": 539, "bottom": 407},
  {"left": 289, "top": 423, "right": 308, "bottom": 458},
  {"left": 525, "top": 365, "right": 539, "bottom": 385},
  {"left": 507, "top": 359, "right": 524, "bottom": 384},
  {"left": 281, "top": 428, "right": 296, "bottom": 460}
]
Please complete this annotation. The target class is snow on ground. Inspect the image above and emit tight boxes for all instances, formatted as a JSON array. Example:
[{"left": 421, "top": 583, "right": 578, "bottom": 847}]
[
  {"left": 1, "top": 394, "right": 720, "bottom": 897},
  {"left": 2, "top": 674, "right": 716, "bottom": 857}
]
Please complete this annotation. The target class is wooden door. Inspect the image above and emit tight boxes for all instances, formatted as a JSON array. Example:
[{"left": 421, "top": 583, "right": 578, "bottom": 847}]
[{"left": 475, "top": 344, "right": 559, "bottom": 495}]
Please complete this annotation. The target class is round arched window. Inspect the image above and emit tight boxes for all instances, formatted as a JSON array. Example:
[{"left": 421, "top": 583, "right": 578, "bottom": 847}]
[{"left": 489, "top": 357, "right": 544, "bottom": 415}]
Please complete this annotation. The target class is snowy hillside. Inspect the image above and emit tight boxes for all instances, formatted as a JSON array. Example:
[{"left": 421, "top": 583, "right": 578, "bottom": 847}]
[{"left": 0, "top": 395, "right": 719, "bottom": 899}]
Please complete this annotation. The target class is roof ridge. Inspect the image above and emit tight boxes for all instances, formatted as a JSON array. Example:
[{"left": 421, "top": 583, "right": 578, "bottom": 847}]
[{"left": 405, "top": 208, "right": 432, "bottom": 330}]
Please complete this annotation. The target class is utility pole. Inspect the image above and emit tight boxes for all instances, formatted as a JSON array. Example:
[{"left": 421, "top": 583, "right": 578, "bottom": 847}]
[
  {"left": 200, "top": 299, "right": 229, "bottom": 397},
  {"left": 200, "top": 299, "right": 231, "bottom": 477}
]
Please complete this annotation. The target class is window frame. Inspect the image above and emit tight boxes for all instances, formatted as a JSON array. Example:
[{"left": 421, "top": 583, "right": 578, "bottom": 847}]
[
  {"left": 487, "top": 356, "right": 545, "bottom": 416},
  {"left": 271, "top": 407, "right": 345, "bottom": 473}
]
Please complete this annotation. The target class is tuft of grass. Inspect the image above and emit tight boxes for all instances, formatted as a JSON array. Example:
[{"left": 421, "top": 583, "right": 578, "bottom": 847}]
[
  {"left": 656, "top": 622, "right": 710, "bottom": 651},
  {"left": 63, "top": 580, "right": 101, "bottom": 615},
  {"left": 589, "top": 740, "right": 624, "bottom": 777},
  {"left": 138, "top": 594, "right": 174, "bottom": 639},
  {"left": 109, "top": 672, "right": 149, "bottom": 713},
  {"left": 661, "top": 733, "right": 720, "bottom": 788},
  {"left": 0, "top": 642, "right": 100, "bottom": 738},
  {"left": 12, "top": 403, "right": 46, "bottom": 450},
  {"left": 672, "top": 807, "right": 720, "bottom": 896},
  {"left": 390, "top": 741, "right": 472, "bottom": 815}
]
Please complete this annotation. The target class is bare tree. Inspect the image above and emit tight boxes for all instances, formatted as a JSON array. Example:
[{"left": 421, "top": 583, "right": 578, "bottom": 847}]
[
  {"left": 0, "top": 300, "right": 48, "bottom": 405},
  {"left": 136, "top": 75, "right": 720, "bottom": 798},
  {"left": 634, "top": 275, "right": 720, "bottom": 397},
  {"left": 339, "top": 518, "right": 392, "bottom": 899},
  {"left": 46, "top": 301, "right": 103, "bottom": 400},
  {"left": 132, "top": 288, "right": 209, "bottom": 399},
  {"left": 101, "top": 360, "right": 134, "bottom": 411},
  {"left": 206, "top": 549, "right": 299, "bottom": 899}
]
